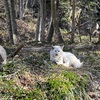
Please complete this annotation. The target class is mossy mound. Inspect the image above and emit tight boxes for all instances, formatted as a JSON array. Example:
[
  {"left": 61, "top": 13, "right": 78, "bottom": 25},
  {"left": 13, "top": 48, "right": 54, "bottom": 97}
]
[{"left": 0, "top": 62, "right": 92, "bottom": 100}]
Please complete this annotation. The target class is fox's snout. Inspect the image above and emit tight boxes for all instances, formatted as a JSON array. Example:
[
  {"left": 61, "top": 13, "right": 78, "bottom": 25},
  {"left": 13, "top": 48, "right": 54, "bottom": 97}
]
[{"left": 55, "top": 54, "right": 58, "bottom": 56}]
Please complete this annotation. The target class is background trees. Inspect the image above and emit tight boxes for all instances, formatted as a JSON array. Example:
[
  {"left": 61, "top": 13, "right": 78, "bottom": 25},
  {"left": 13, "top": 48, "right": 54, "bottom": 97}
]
[
  {"left": 4, "top": 0, "right": 19, "bottom": 44},
  {"left": 4, "top": 0, "right": 13, "bottom": 44},
  {"left": 1, "top": 0, "right": 100, "bottom": 44}
]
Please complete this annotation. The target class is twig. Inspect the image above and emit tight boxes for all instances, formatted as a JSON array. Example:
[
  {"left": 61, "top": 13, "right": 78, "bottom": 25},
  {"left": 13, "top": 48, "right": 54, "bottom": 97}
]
[
  {"left": 77, "top": 20, "right": 91, "bottom": 28},
  {"left": 67, "top": 21, "right": 91, "bottom": 34},
  {"left": 0, "top": 67, "right": 24, "bottom": 78}
]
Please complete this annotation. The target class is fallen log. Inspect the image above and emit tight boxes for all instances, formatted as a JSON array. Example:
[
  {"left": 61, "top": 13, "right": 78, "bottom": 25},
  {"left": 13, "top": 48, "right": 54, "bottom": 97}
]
[
  {"left": 8, "top": 43, "right": 24, "bottom": 58},
  {"left": 7, "top": 44, "right": 100, "bottom": 55},
  {"left": 21, "top": 46, "right": 51, "bottom": 52}
]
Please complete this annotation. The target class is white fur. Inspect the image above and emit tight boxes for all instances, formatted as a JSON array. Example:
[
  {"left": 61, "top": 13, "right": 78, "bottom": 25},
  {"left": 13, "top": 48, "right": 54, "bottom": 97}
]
[
  {"left": 50, "top": 46, "right": 83, "bottom": 68},
  {"left": 0, "top": 45, "right": 7, "bottom": 64}
]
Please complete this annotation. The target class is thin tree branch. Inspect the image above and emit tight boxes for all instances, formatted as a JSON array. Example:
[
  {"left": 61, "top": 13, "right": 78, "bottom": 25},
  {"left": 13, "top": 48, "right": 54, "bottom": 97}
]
[{"left": 0, "top": 67, "right": 24, "bottom": 78}]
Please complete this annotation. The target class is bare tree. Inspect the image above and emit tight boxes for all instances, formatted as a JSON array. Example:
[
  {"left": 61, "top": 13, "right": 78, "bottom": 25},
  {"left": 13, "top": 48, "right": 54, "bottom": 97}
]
[
  {"left": 71, "top": 0, "right": 76, "bottom": 43},
  {"left": 4, "top": 0, "right": 19, "bottom": 44},
  {"left": 19, "top": 0, "right": 24, "bottom": 19},
  {"left": 47, "top": 0, "right": 64, "bottom": 43},
  {"left": 4, "top": 0, "right": 14, "bottom": 44},
  {"left": 10, "top": 0, "right": 19, "bottom": 44},
  {"left": 35, "top": 10, "right": 40, "bottom": 42},
  {"left": 47, "top": 17, "right": 54, "bottom": 42},
  {"left": 40, "top": 0, "right": 46, "bottom": 42},
  {"left": 54, "top": 0, "right": 63, "bottom": 42},
  {"left": 35, "top": 0, "right": 46, "bottom": 42}
]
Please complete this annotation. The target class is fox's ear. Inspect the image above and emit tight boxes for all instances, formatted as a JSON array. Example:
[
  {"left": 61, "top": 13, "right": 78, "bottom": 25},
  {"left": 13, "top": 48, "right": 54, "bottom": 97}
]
[{"left": 61, "top": 45, "right": 64, "bottom": 49}]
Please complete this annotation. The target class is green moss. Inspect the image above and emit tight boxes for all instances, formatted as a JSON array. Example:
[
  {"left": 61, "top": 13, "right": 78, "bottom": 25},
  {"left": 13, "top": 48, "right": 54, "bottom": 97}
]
[
  {"left": 44, "top": 71, "right": 91, "bottom": 100},
  {"left": 0, "top": 63, "right": 92, "bottom": 100}
]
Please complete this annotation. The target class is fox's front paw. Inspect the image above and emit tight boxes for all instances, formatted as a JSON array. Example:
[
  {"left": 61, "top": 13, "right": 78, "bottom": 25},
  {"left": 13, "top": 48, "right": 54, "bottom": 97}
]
[
  {"left": 56, "top": 61, "right": 63, "bottom": 65},
  {"left": 62, "top": 62, "right": 70, "bottom": 67}
]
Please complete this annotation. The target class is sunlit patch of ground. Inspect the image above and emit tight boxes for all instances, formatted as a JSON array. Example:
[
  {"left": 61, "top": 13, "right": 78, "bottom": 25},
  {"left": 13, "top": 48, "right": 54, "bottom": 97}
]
[{"left": 0, "top": 42, "right": 99, "bottom": 99}]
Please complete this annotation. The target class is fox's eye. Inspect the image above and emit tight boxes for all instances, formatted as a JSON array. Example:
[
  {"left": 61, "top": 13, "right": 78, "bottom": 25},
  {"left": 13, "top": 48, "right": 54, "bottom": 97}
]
[
  {"left": 55, "top": 50, "right": 57, "bottom": 52},
  {"left": 58, "top": 50, "right": 60, "bottom": 52}
]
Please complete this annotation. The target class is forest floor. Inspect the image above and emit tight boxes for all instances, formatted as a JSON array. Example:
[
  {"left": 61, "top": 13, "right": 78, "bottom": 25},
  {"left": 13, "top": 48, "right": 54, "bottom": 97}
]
[
  {"left": 0, "top": 15, "right": 100, "bottom": 100},
  {"left": 0, "top": 40, "right": 100, "bottom": 100}
]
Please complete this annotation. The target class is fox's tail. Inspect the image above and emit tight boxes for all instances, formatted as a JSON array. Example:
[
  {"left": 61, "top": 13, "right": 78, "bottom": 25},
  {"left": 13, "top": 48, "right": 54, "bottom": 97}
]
[{"left": 74, "top": 59, "right": 83, "bottom": 68}]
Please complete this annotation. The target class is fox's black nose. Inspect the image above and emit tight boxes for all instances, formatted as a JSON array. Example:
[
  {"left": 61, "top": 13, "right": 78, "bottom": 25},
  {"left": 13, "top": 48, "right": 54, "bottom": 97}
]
[{"left": 55, "top": 54, "right": 58, "bottom": 56}]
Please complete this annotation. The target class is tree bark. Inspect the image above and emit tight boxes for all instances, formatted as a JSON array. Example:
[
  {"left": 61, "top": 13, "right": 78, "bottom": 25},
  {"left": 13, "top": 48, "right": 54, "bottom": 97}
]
[
  {"left": 47, "top": 17, "right": 54, "bottom": 42},
  {"left": 39, "top": 0, "right": 46, "bottom": 42},
  {"left": 98, "top": 33, "right": 100, "bottom": 43},
  {"left": 35, "top": 0, "right": 46, "bottom": 42},
  {"left": 10, "top": 0, "right": 19, "bottom": 44},
  {"left": 19, "top": 0, "right": 24, "bottom": 19},
  {"left": 52, "top": 0, "right": 64, "bottom": 42},
  {"left": 4, "top": 0, "right": 14, "bottom": 44},
  {"left": 35, "top": 10, "right": 40, "bottom": 42},
  {"left": 71, "top": 0, "right": 76, "bottom": 43}
]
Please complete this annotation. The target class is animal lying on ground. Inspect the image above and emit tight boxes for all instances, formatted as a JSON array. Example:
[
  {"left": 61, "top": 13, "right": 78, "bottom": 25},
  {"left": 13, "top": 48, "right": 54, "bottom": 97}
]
[
  {"left": 50, "top": 45, "right": 83, "bottom": 68},
  {"left": 0, "top": 45, "right": 7, "bottom": 64}
]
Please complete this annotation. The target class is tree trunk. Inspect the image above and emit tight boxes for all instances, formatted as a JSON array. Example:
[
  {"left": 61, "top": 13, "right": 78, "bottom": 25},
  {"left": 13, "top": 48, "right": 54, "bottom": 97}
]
[
  {"left": 98, "top": 33, "right": 100, "bottom": 43},
  {"left": 71, "top": 0, "right": 76, "bottom": 43},
  {"left": 27, "top": 0, "right": 33, "bottom": 8},
  {"left": 52, "top": 0, "right": 64, "bottom": 42},
  {"left": 39, "top": 0, "right": 46, "bottom": 42},
  {"left": 24, "top": 0, "right": 28, "bottom": 9},
  {"left": 23, "top": 0, "right": 29, "bottom": 16},
  {"left": 4, "top": 0, "right": 14, "bottom": 44},
  {"left": 35, "top": 10, "right": 40, "bottom": 42},
  {"left": 47, "top": 17, "right": 54, "bottom": 42},
  {"left": 35, "top": 0, "right": 46, "bottom": 42},
  {"left": 19, "top": 0, "right": 24, "bottom": 19},
  {"left": 10, "top": 0, "right": 19, "bottom": 44}
]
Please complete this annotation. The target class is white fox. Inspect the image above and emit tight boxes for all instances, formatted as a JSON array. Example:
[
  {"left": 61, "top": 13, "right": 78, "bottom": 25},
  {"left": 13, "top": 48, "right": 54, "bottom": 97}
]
[
  {"left": 50, "top": 45, "right": 83, "bottom": 68},
  {"left": 0, "top": 45, "right": 7, "bottom": 64}
]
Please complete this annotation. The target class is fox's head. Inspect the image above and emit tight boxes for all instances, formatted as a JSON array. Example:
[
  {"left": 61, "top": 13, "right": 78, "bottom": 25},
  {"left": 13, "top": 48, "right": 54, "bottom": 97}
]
[{"left": 51, "top": 45, "right": 64, "bottom": 57}]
